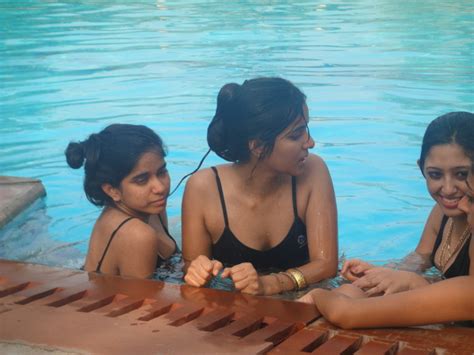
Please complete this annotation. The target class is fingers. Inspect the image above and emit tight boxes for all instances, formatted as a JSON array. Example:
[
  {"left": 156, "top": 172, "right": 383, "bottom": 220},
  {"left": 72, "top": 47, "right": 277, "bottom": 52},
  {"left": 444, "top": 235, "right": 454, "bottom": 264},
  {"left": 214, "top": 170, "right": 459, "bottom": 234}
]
[
  {"left": 220, "top": 267, "right": 231, "bottom": 278},
  {"left": 341, "top": 259, "right": 359, "bottom": 274},
  {"left": 364, "top": 284, "right": 386, "bottom": 297},
  {"left": 184, "top": 255, "right": 223, "bottom": 287},
  {"left": 340, "top": 259, "right": 373, "bottom": 281},
  {"left": 211, "top": 260, "right": 224, "bottom": 276},
  {"left": 227, "top": 263, "right": 261, "bottom": 295}
]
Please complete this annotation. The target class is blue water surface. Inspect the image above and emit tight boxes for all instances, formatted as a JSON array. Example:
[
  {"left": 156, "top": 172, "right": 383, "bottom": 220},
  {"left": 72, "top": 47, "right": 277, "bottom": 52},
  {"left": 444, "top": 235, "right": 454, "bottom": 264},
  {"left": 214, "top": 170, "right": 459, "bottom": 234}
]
[{"left": 1, "top": 1, "right": 473, "bottom": 279}]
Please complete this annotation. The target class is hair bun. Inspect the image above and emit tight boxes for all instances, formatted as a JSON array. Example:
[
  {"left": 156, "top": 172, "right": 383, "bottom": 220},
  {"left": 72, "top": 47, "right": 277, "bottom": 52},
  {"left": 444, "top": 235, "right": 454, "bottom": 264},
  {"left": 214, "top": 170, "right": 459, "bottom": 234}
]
[
  {"left": 65, "top": 142, "right": 85, "bottom": 169},
  {"left": 207, "top": 83, "right": 241, "bottom": 161}
]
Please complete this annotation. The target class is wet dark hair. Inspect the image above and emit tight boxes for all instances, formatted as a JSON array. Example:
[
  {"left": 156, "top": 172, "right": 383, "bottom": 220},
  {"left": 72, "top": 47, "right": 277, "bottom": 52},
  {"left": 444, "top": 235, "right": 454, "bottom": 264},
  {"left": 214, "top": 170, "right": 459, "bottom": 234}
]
[
  {"left": 419, "top": 111, "right": 474, "bottom": 174},
  {"left": 65, "top": 124, "right": 167, "bottom": 207},
  {"left": 207, "top": 77, "right": 307, "bottom": 162}
]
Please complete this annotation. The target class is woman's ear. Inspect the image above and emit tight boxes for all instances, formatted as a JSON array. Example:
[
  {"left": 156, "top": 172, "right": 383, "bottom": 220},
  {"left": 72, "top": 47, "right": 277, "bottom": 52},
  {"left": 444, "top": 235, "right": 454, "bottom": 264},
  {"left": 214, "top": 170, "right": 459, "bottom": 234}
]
[
  {"left": 101, "top": 183, "right": 122, "bottom": 202},
  {"left": 249, "top": 139, "right": 264, "bottom": 159}
]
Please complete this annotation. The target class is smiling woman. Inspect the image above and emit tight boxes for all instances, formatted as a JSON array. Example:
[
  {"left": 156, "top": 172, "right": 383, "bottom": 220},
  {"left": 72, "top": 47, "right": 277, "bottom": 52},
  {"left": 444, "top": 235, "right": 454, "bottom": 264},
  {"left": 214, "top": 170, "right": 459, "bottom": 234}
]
[
  {"left": 340, "top": 111, "right": 474, "bottom": 295},
  {"left": 65, "top": 124, "right": 177, "bottom": 279},
  {"left": 299, "top": 161, "right": 474, "bottom": 329}
]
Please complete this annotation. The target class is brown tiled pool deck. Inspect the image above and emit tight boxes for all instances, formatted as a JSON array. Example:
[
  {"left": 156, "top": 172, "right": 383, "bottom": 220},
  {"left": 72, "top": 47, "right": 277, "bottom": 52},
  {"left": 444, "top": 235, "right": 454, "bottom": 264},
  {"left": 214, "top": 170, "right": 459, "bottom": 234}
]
[{"left": 1, "top": 259, "right": 473, "bottom": 354}]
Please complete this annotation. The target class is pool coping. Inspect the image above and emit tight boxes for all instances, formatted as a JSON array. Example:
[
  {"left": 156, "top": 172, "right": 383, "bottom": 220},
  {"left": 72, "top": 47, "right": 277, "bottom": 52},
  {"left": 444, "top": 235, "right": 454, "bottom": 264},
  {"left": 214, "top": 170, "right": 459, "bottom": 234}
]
[
  {"left": 1, "top": 259, "right": 473, "bottom": 354},
  {"left": 0, "top": 176, "right": 46, "bottom": 228}
]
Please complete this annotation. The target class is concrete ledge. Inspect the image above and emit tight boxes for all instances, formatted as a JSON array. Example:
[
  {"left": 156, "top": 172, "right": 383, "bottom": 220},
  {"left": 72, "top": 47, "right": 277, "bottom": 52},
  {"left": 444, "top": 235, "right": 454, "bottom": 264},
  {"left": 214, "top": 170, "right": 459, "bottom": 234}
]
[{"left": 0, "top": 176, "right": 46, "bottom": 228}]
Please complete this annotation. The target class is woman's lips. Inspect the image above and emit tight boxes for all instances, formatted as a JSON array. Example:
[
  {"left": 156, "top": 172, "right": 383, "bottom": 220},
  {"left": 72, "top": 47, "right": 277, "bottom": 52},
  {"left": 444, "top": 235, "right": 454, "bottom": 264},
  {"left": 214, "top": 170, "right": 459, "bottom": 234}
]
[
  {"left": 440, "top": 196, "right": 462, "bottom": 209},
  {"left": 150, "top": 198, "right": 166, "bottom": 207}
]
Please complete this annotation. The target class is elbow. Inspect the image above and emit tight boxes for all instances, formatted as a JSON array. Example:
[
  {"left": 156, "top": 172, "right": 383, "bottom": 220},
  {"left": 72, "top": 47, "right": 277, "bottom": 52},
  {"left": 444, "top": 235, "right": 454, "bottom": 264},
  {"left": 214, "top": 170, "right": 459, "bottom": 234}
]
[
  {"left": 320, "top": 298, "right": 357, "bottom": 330},
  {"left": 324, "top": 306, "right": 352, "bottom": 329}
]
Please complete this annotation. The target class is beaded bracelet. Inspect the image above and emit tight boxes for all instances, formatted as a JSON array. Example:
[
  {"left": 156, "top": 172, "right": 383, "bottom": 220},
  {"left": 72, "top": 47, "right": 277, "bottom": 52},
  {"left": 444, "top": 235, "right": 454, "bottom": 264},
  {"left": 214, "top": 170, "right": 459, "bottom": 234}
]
[{"left": 280, "top": 271, "right": 298, "bottom": 290}]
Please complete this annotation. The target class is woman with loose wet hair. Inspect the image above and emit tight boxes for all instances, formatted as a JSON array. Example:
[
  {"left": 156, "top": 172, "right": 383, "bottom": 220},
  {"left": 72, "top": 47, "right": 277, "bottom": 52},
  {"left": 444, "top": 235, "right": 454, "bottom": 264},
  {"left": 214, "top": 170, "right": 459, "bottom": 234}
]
[
  {"left": 182, "top": 77, "right": 338, "bottom": 295},
  {"left": 299, "top": 162, "right": 474, "bottom": 329},
  {"left": 340, "top": 112, "right": 473, "bottom": 295},
  {"left": 65, "top": 124, "right": 177, "bottom": 278}
]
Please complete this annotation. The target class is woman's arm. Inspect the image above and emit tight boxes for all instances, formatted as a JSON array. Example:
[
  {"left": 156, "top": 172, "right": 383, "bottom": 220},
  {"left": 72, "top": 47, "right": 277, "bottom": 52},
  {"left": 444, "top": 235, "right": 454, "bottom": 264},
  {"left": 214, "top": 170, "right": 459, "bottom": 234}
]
[
  {"left": 148, "top": 212, "right": 176, "bottom": 260},
  {"left": 182, "top": 171, "right": 223, "bottom": 285},
  {"left": 298, "top": 155, "right": 339, "bottom": 282},
  {"left": 413, "top": 204, "right": 444, "bottom": 267},
  {"left": 304, "top": 276, "right": 474, "bottom": 329},
  {"left": 117, "top": 222, "right": 161, "bottom": 279},
  {"left": 255, "top": 155, "right": 338, "bottom": 295}
]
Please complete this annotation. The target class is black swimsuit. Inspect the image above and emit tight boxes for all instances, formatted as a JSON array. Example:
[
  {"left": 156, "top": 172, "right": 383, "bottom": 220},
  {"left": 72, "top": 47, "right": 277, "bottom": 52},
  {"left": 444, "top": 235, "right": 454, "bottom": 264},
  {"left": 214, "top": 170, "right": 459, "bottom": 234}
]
[
  {"left": 430, "top": 215, "right": 471, "bottom": 278},
  {"left": 210, "top": 167, "right": 309, "bottom": 271},
  {"left": 96, "top": 215, "right": 177, "bottom": 273}
]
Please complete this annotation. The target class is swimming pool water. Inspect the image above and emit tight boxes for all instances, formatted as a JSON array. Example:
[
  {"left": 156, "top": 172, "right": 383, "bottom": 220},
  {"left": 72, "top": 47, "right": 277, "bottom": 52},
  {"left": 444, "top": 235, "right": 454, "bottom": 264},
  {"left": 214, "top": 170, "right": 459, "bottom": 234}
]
[{"left": 1, "top": 1, "right": 473, "bottom": 278}]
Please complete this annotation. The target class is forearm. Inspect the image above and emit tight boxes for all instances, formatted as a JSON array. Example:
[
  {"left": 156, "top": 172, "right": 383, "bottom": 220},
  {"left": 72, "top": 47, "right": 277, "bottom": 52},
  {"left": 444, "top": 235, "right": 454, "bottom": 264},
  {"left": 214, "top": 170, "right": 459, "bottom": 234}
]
[
  {"left": 260, "top": 260, "right": 337, "bottom": 296},
  {"left": 299, "top": 259, "right": 338, "bottom": 284},
  {"left": 386, "top": 251, "right": 433, "bottom": 273},
  {"left": 322, "top": 276, "right": 474, "bottom": 329}
]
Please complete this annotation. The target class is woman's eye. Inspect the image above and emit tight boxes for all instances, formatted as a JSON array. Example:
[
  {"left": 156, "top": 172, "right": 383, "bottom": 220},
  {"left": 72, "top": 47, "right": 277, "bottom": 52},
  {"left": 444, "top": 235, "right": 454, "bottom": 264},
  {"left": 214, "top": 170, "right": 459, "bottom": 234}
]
[
  {"left": 427, "top": 172, "right": 442, "bottom": 179},
  {"left": 157, "top": 168, "right": 168, "bottom": 177},
  {"left": 288, "top": 130, "right": 305, "bottom": 141},
  {"left": 134, "top": 176, "right": 148, "bottom": 185},
  {"left": 455, "top": 171, "right": 468, "bottom": 180}
]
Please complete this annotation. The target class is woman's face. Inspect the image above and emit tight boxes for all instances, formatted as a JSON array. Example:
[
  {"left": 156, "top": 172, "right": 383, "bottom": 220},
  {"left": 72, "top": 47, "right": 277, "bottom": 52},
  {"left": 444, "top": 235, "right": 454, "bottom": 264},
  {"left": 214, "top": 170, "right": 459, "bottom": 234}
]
[
  {"left": 422, "top": 143, "right": 471, "bottom": 217},
  {"left": 263, "top": 104, "right": 315, "bottom": 176},
  {"left": 458, "top": 176, "right": 474, "bottom": 233},
  {"left": 115, "top": 150, "right": 170, "bottom": 216}
]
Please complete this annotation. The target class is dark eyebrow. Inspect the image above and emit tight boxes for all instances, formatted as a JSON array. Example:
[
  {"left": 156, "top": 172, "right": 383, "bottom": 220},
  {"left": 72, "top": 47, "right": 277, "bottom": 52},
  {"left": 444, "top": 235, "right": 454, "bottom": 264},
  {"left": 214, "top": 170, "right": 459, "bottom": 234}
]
[
  {"left": 425, "top": 165, "right": 471, "bottom": 170},
  {"left": 285, "top": 122, "right": 307, "bottom": 137},
  {"left": 132, "top": 172, "right": 149, "bottom": 181}
]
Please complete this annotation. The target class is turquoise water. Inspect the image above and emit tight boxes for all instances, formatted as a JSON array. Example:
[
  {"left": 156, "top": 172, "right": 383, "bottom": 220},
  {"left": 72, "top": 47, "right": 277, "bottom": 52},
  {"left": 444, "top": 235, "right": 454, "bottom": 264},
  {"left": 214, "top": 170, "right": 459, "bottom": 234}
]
[{"left": 1, "top": 1, "right": 473, "bottom": 276}]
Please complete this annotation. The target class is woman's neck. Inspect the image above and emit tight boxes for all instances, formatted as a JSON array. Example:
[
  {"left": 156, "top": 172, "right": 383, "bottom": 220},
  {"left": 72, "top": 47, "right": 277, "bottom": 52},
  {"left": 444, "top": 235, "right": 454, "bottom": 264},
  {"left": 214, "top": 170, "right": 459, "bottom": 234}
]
[
  {"left": 110, "top": 202, "right": 149, "bottom": 222},
  {"left": 233, "top": 161, "right": 288, "bottom": 197}
]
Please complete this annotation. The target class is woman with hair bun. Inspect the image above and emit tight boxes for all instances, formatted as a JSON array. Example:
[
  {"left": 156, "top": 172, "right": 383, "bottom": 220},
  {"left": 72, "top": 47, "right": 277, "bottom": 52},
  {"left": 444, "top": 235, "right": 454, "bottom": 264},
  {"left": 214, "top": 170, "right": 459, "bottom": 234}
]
[
  {"left": 65, "top": 124, "right": 177, "bottom": 278},
  {"left": 182, "top": 77, "right": 338, "bottom": 295}
]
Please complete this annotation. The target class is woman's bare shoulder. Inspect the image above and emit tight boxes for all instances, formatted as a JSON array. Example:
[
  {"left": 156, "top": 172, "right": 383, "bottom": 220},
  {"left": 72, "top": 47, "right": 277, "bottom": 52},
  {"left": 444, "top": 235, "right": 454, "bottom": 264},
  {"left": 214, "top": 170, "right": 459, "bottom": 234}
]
[
  {"left": 117, "top": 219, "right": 159, "bottom": 249},
  {"left": 301, "top": 153, "right": 331, "bottom": 182},
  {"left": 185, "top": 165, "right": 230, "bottom": 191}
]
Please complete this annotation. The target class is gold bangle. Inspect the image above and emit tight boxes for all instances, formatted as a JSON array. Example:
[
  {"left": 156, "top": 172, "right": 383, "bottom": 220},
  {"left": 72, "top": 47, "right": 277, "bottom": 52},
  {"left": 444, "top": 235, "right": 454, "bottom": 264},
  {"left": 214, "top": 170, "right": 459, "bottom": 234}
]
[
  {"left": 287, "top": 268, "right": 307, "bottom": 290},
  {"left": 280, "top": 271, "right": 298, "bottom": 290}
]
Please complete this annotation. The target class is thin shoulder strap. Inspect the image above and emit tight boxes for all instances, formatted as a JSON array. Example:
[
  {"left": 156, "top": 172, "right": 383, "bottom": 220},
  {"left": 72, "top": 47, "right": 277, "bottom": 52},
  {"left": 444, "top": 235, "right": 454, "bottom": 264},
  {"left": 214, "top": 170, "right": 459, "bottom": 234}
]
[
  {"left": 158, "top": 214, "right": 178, "bottom": 248},
  {"left": 96, "top": 217, "right": 135, "bottom": 273},
  {"left": 211, "top": 167, "right": 229, "bottom": 227},
  {"left": 291, "top": 176, "right": 298, "bottom": 219}
]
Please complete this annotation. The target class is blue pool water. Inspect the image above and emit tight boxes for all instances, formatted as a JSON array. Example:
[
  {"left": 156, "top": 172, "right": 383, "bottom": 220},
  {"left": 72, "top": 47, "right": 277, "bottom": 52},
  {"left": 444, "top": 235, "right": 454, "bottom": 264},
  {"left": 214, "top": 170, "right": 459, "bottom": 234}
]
[{"left": 1, "top": 1, "right": 473, "bottom": 279}]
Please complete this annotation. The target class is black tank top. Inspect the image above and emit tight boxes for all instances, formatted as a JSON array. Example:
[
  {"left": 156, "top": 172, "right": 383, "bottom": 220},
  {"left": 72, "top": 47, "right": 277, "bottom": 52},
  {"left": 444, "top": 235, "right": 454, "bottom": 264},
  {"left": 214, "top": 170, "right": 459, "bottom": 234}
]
[
  {"left": 430, "top": 215, "right": 471, "bottom": 278},
  {"left": 210, "top": 167, "right": 309, "bottom": 271},
  {"left": 96, "top": 215, "right": 177, "bottom": 273}
]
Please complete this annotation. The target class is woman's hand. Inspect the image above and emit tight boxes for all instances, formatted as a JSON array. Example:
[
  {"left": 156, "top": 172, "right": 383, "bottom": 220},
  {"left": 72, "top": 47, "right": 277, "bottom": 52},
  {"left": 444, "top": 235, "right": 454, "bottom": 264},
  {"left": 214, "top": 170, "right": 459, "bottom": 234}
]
[
  {"left": 352, "top": 268, "right": 428, "bottom": 296},
  {"left": 221, "top": 262, "right": 263, "bottom": 295},
  {"left": 184, "top": 255, "right": 223, "bottom": 287},
  {"left": 340, "top": 259, "right": 374, "bottom": 281}
]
